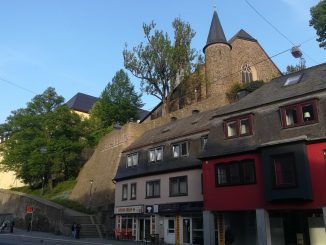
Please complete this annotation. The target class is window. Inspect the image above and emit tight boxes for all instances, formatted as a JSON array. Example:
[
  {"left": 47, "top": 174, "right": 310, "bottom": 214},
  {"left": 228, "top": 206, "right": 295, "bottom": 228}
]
[
  {"left": 224, "top": 114, "right": 253, "bottom": 138},
  {"left": 280, "top": 100, "right": 318, "bottom": 128},
  {"left": 170, "top": 176, "right": 188, "bottom": 196},
  {"left": 168, "top": 219, "right": 175, "bottom": 233},
  {"left": 272, "top": 153, "right": 296, "bottom": 188},
  {"left": 122, "top": 184, "right": 128, "bottom": 201},
  {"left": 241, "top": 64, "right": 253, "bottom": 84},
  {"left": 201, "top": 136, "right": 208, "bottom": 151},
  {"left": 126, "top": 153, "right": 138, "bottom": 167},
  {"left": 215, "top": 159, "right": 256, "bottom": 186},
  {"left": 130, "top": 183, "right": 137, "bottom": 200},
  {"left": 172, "top": 142, "right": 188, "bottom": 158},
  {"left": 146, "top": 180, "right": 160, "bottom": 198},
  {"left": 283, "top": 74, "right": 303, "bottom": 86},
  {"left": 149, "top": 146, "right": 163, "bottom": 162}
]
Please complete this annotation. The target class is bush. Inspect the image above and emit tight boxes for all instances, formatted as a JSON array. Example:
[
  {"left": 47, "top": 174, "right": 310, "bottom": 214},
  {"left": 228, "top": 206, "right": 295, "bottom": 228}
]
[{"left": 226, "top": 80, "right": 264, "bottom": 103}]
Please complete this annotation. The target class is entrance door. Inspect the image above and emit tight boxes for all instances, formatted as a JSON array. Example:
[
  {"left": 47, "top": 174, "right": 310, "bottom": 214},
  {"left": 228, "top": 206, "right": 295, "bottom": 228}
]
[
  {"left": 164, "top": 218, "right": 176, "bottom": 244},
  {"left": 138, "top": 218, "right": 151, "bottom": 241},
  {"left": 182, "top": 218, "right": 191, "bottom": 244}
]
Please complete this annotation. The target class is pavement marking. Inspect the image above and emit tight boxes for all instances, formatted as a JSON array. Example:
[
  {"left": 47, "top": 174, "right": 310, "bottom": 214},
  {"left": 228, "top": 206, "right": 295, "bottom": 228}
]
[{"left": 0, "top": 234, "right": 113, "bottom": 245}]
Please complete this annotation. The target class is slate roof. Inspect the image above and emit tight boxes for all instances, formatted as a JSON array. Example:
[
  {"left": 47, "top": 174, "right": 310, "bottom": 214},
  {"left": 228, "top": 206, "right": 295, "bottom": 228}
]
[
  {"left": 212, "top": 63, "right": 326, "bottom": 118},
  {"left": 66, "top": 92, "right": 98, "bottom": 113},
  {"left": 229, "top": 29, "right": 257, "bottom": 43},
  {"left": 66, "top": 92, "right": 149, "bottom": 121},
  {"left": 123, "top": 109, "right": 213, "bottom": 152},
  {"left": 203, "top": 10, "right": 231, "bottom": 53}
]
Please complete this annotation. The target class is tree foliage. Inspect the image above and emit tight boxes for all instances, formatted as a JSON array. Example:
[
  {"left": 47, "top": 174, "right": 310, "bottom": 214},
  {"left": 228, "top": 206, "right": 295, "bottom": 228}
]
[
  {"left": 90, "top": 69, "right": 143, "bottom": 129},
  {"left": 285, "top": 63, "right": 306, "bottom": 74},
  {"left": 226, "top": 80, "right": 265, "bottom": 103},
  {"left": 310, "top": 0, "right": 326, "bottom": 49},
  {"left": 0, "top": 87, "right": 89, "bottom": 188},
  {"left": 123, "top": 18, "right": 196, "bottom": 115}
]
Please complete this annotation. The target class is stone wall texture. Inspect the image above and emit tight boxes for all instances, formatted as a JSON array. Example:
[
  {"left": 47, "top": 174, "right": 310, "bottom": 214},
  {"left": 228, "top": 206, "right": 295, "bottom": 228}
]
[{"left": 0, "top": 189, "right": 66, "bottom": 234}]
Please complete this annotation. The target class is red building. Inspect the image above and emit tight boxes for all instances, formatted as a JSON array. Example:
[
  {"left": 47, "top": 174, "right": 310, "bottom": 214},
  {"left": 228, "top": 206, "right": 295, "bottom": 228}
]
[{"left": 201, "top": 63, "right": 326, "bottom": 245}]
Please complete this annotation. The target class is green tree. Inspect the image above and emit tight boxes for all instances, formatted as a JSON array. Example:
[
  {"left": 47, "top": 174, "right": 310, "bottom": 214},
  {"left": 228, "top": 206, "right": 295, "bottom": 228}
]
[
  {"left": 0, "top": 88, "right": 88, "bottom": 188},
  {"left": 285, "top": 64, "right": 306, "bottom": 74},
  {"left": 90, "top": 69, "right": 143, "bottom": 129},
  {"left": 310, "top": 0, "right": 326, "bottom": 49},
  {"left": 123, "top": 18, "right": 196, "bottom": 115}
]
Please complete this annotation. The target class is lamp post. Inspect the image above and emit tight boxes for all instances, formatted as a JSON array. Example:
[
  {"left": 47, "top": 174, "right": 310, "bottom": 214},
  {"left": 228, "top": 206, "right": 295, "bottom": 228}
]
[
  {"left": 88, "top": 179, "right": 94, "bottom": 210},
  {"left": 40, "top": 146, "right": 47, "bottom": 195}
]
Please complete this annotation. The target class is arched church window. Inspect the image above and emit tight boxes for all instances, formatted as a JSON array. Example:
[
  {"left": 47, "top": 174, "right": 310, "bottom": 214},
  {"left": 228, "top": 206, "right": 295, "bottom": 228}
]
[{"left": 241, "top": 64, "right": 253, "bottom": 84}]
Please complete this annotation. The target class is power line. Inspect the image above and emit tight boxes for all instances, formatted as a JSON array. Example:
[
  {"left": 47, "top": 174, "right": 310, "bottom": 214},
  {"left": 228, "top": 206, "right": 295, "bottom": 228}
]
[
  {"left": 244, "top": 0, "right": 296, "bottom": 46},
  {"left": 0, "top": 76, "right": 37, "bottom": 95}
]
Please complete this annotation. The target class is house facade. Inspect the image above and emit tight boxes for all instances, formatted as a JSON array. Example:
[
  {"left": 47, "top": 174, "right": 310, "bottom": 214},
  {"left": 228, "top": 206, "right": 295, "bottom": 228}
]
[
  {"left": 113, "top": 9, "right": 282, "bottom": 244},
  {"left": 201, "top": 64, "right": 326, "bottom": 245}
]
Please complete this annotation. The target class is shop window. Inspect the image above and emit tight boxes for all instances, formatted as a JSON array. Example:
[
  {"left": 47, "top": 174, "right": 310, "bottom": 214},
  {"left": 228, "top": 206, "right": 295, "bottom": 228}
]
[
  {"left": 280, "top": 100, "right": 318, "bottom": 128},
  {"left": 172, "top": 141, "right": 188, "bottom": 158},
  {"left": 122, "top": 184, "right": 128, "bottom": 201},
  {"left": 130, "top": 183, "right": 137, "bottom": 200},
  {"left": 168, "top": 219, "right": 175, "bottom": 233},
  {"left": 215, "top": 159, "right": 256, "bottom": 186},
  {"left": 126, "top": 152, "right": 138, "bottom": 167},
  {"left": 272, "top": 153, "right": 296, "bottom": 188},
  {"left": 146, "top": 180, "right": 160, "bottom": 198},
  {"left": 170, "top": 176, "right": 188, "bottom": 196},
  {"left": 224, "top": 114, "right": 253, "bottom": 138},
  {"left": 149, "top": 146, "right": 163, "bottom": 162}
]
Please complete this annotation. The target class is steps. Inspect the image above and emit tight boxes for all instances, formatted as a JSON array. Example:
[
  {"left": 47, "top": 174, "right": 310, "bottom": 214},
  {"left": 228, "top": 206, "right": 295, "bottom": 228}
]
[{"left": 64, "top": 215, "right": 103, "bottom": 238}]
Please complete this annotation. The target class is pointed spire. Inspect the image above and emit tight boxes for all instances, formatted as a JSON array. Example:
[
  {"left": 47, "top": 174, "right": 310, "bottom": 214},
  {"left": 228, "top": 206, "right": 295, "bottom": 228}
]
[{"left": 203, "top": 10, "right": 231, "bottom": 53}]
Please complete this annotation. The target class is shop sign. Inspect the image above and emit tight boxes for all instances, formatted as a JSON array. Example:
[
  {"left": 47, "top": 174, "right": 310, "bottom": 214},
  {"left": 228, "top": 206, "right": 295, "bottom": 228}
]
[{"left": 114, "top": 205, "right": 143, "bottom": 214}]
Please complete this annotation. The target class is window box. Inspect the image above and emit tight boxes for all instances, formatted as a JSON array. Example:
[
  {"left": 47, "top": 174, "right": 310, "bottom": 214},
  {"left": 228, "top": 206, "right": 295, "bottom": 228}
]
[
  {"left": 170, "top": 176, "right": 188, "bottom": 196},
  {"left": 172, "top": 142, "right": 188, "bottom": 158},
  {"left": 280, "top": 100, "right": 318, "bottom": 128},
  {"left": 146, "top": 180, "right": 160, "bottom": 198},
  {"left": 224, "top": 114, "right": 253, "bottom": 138},
  {"left": 149, "top": 146, "right": 163, "bottom": 162},
  {"left": 126, "top": 153, "right": 138, "bottom": 167},
  {"left": 215, "top": 159, "right": 256, "bottom": 186}
]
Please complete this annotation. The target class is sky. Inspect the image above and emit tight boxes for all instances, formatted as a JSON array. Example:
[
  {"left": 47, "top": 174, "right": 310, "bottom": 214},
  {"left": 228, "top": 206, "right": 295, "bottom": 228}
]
[{"left": 0, "top": 0, "right": 324, "bottom": 124}]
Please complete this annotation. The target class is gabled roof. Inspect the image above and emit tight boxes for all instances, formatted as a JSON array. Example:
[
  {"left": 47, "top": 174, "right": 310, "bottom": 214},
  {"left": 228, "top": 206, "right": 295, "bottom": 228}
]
[
  {"left": 229, "top": 29, "right": 257, "bottom": 43},
  {"left": 66, "top": 92, "right": 98, "bottom": 113},
  {"left": 203, "top": 10, "right": 231, "bottom": 53},
  {"left": 212, "top": 63, "right": 326, "bottom": 118}
]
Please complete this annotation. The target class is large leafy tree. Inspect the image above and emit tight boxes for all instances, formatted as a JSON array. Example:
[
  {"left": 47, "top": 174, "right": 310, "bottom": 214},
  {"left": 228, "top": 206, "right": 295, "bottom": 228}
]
[
  {"left": 0, "top": 87, "right": 88, "bottom": 188},
  {"left": 90, "top": 69, "right": 143, "bottom": 128},
  {"left": 310, "top": 0, "right": 326, "bottom": 49},
  {"left": 123, "top": 18, "right": 196, "bottom": 115}
]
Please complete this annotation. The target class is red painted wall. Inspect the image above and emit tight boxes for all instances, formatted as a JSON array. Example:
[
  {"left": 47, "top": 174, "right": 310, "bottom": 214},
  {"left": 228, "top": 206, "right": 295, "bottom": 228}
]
[{"left": 203, "top": 142, "right": 326, "bottom": 211}]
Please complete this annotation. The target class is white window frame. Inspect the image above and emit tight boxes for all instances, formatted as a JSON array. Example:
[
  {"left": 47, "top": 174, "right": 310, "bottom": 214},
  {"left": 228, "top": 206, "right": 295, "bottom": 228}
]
[
  {"left": 172, "top": 141, "right": 188, "bottom": 158},
  {"left": 148, "top": 146, "right": 163, "bottom": 162},
  {"left": 126, "top": 152, "right": 138, "bottom": 167}
]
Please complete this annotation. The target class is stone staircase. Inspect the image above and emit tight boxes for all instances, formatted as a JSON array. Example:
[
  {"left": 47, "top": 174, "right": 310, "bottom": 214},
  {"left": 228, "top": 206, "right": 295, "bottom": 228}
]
[{"left": 64, "top": 215, "right": 104, "bottom": 238}]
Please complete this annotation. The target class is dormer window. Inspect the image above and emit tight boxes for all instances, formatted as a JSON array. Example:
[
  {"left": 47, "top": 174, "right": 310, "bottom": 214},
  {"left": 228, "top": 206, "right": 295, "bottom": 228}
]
[
  {"left": 280, "top": 100, "right": 318, "bottom": 128},
  {"left": 224, "top": 114, "right": 253, "bottom": 138},
  {"left": 149, "top": 146, "right": 163, "bottom": 162},
  {"left": 241, "top": 64, "right": 253, "bottom": 84},
  {"left": 126, "top": 153, "right": 138, "bottom": 167},
  {"left": 201, "top": 136, "right": 208, "bottom": 151},
  {"left": 172, "top": 141, "right": 188, "bottom": 158}
]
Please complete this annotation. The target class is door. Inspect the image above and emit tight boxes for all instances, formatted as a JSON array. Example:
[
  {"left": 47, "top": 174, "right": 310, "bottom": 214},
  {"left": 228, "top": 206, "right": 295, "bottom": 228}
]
[
  {"left": 164, "top": 218, "right": 176, "bottom": 244},
  {"left": 182, "top": 218, "right": 191, "bottom": 244},
  {"left": 139, "top": 218, "right": 151, "bottom": 241}
]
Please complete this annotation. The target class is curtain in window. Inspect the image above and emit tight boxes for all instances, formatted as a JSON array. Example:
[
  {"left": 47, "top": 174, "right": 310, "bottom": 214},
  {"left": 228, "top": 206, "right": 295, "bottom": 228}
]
[
  {"left": 127, "top": 156, "right": 132, "bottom": 167},
  {"left": 156, "top": 148, "right": 162, "bottom": 161},
  {"left": 218, "top": 168, "right": 227, "bottom": 184},
  {"left": 149, "top": 150, "right": 155, "bottom": 162},
  {"left": 132, "top": 154, "right": 138, "bottom": 166},
  {"left": 173, "top": 145, "right": 180, "bottom": 158},
  {"left": 179, "top": 179, "right": 187, "bottom": 194}
]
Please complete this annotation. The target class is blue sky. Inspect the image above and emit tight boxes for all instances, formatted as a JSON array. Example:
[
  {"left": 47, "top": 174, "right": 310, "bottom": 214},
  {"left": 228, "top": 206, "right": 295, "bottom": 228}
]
[{"left": 0, "top": 0, "right": 324, "bottom": 123}]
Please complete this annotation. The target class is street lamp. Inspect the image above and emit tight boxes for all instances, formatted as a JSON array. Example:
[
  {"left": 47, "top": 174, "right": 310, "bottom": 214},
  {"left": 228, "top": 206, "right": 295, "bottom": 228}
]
[
  {"left": 88, "top": 179, "right": 94, "bottom": 210},
  {"left": 40, "top": 146, "right": 47, "bottom": 195}
]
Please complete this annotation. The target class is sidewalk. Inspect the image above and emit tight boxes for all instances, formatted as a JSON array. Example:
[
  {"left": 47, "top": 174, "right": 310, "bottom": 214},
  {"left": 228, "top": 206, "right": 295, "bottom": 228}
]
[{"left": 0, "top": 228, "right": 144, "bottom": 245}]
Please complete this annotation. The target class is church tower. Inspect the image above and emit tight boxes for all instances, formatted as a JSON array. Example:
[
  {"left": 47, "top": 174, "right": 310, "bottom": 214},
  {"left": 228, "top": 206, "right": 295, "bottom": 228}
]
[{"left": 203, "top": 10, "right": 232, "bottom": 105}]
